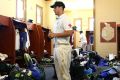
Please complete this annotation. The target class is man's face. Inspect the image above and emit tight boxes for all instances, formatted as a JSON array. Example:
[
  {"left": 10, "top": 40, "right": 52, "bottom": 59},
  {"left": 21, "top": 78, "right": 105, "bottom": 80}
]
[{"left": 53, "top": 6, "right": 62, "bottom": 15}]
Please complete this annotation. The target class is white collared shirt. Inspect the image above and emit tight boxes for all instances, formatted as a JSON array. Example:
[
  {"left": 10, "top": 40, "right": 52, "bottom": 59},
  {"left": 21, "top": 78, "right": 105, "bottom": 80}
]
[{"left": 53, "top": 14, "right": 72, "bottom": 45}]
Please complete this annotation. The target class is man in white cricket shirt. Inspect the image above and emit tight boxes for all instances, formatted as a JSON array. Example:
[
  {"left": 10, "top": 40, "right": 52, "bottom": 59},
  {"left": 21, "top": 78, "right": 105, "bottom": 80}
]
[{"left": 48, "top": 1, "right": 74, "bottom": 80}]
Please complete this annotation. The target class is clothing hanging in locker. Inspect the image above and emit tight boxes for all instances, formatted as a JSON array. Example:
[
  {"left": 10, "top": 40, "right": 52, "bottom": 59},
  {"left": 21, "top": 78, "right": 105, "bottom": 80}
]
[
  {"left": 25, "top": 28, "right": 30, "bottom": 49},
  {"left": 19, "top": 29, "right": 27, "bottom": 50},
  {"left": 13, "top": 19, "right": 30, "bottom": 51},
  {"left": 15, "top": 29, "right": 20, "bottom": 50}
]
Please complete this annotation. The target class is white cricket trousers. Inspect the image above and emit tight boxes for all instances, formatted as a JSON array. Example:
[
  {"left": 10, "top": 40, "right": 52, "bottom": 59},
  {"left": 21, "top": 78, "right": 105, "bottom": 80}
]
[{"left": 54, "top": 44, "right": 72, "bottom": 80}]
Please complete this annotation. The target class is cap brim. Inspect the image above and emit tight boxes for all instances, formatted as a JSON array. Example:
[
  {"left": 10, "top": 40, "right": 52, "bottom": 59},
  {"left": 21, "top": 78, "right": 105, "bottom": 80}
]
[{"left": 50, "top": 5, "right": 55, "bottom": 8}]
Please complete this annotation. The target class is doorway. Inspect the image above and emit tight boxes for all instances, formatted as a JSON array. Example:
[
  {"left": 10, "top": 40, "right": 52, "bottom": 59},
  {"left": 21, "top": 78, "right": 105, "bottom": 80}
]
[
  {"left": 117, "top": 26, "right": 120, "bottom": 58},
  {"left": 64, "top": 0, "right": 94, "bottom": 48}
]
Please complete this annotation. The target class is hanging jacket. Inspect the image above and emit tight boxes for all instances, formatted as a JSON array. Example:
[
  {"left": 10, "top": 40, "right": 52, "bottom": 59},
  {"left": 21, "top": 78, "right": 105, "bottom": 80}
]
[
  {"left": 19, "top": 30, "right": 27, "bottom": 50},
  {"left": 25, "top": 28, "right": 30, "bottom": 49}
]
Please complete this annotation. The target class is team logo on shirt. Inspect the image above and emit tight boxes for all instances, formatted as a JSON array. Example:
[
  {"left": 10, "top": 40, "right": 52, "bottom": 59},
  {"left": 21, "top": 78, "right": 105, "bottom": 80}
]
[{"left": 68, "top": 24, "right": 72, "bottom": 28}]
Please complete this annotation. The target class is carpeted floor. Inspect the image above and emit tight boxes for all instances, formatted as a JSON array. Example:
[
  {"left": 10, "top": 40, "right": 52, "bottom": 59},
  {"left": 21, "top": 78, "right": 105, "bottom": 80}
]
[
  {"left": 44, "top": 65, "right": 57, "bottom": 80},
  {"left": 44, "top": 64, "right": 111, "bottom": 80}
]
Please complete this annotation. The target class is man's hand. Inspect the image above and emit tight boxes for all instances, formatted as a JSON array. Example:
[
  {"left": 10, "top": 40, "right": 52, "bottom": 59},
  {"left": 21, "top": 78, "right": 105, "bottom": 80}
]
[{"left": 48, "top": 32, "right": 56, "bottom": 39}]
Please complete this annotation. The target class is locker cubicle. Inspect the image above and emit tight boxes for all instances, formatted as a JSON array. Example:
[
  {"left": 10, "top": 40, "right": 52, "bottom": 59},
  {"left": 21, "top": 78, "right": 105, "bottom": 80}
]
[
  {"left": 42, "top": 27, "right": 51, "bottom": 57},
  {"left": 27, "top": 24, "right": 44, "bottom": 60},
  {"left": 0, "top": 15, "right": 15, "bottom": 64},
  {"left": 0, "top": 15, "right": 51, "bottom": 64}
]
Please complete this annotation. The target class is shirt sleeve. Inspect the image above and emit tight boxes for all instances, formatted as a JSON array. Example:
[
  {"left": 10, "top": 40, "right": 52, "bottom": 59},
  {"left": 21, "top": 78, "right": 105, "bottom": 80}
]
[{"left": 62, "top": 18, "right": 72, "bottom": 31}]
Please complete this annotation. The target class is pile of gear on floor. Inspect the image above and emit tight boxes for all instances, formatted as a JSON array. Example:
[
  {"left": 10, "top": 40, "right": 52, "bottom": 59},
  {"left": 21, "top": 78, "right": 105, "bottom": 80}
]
[
  {"left": 0, "top": 53, "right": 45, "bottom": 80},
  {"left": 70, "top": 48, "right": 120, "bottom": 80},
  {"left": 38, "top": 50, "right": 54, "bottom": 65}
]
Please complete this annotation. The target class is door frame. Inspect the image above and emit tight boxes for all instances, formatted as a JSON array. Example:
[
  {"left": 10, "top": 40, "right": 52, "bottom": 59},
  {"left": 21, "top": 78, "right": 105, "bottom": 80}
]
[{"left": 117, "top": 25, "right": 120, "bottom": 58}]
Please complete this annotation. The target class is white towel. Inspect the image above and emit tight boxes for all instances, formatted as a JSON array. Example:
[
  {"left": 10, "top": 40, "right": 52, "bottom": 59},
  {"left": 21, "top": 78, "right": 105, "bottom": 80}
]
[
  {"left": 15, "top": 29, "right": 20, "bottom": 50},
  {"left": 25, "top": 28, "right": 30, "bottom": 49}
]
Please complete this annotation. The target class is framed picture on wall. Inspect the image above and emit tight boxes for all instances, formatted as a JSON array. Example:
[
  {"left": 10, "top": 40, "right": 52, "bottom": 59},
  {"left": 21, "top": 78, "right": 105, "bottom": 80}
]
[
  {"left": 36, "top": 5, "right": 43, "bottom": 24},
  {"left": 100, "top": 22, "right": 116, "bottom": 42},
  {"left": 74, "top": 18, "right": 82, "bottom": 31}
]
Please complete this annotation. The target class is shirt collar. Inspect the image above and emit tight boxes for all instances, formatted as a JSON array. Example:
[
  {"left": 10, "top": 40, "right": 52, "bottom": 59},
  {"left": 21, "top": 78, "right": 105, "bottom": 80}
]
[{"left": 56, "top": 14, "right": 65, "bottom": 19}]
